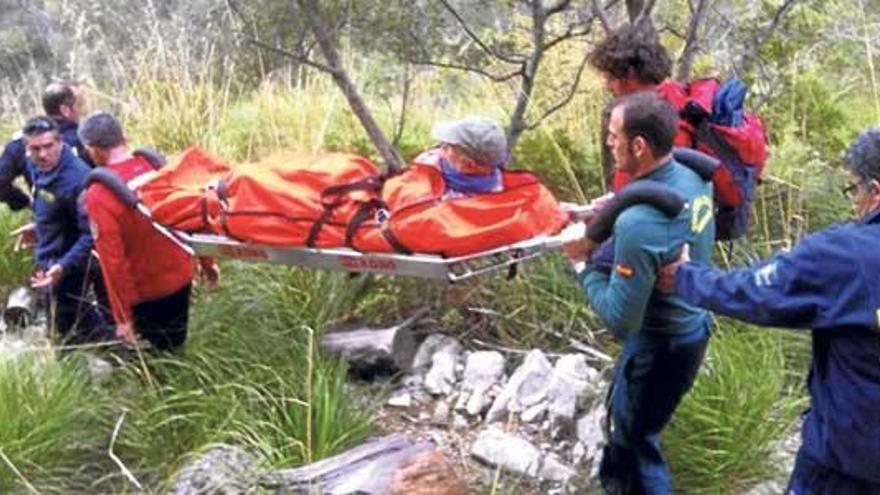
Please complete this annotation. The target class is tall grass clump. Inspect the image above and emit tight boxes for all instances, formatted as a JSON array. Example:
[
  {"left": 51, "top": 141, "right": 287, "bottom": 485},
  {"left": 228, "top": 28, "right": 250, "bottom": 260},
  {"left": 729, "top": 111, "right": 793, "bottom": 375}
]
[
  {"left": 0, "top": 352, "right": 105, "bottom": 493},
  {"left": 108, "top": 263, "right": 374, "bottom": 490},
  {"left": 0, "top": 206, "right": 34, "bottom": 291},
  {"left": 664, "top": 322, "right": 808, "bottom": 493}
]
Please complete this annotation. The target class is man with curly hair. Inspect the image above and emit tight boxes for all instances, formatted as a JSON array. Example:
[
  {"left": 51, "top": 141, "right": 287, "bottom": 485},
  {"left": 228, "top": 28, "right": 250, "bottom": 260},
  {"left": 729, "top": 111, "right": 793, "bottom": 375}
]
[{"left": 589, "top": 22, "right": 691, "bottom": 191}]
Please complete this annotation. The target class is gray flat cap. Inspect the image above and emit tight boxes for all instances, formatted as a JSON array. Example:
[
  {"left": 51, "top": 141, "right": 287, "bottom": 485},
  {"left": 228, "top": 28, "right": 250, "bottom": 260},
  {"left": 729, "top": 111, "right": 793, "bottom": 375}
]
[{"left": 432, "top": 117, "right": 508, "bottom": 167}]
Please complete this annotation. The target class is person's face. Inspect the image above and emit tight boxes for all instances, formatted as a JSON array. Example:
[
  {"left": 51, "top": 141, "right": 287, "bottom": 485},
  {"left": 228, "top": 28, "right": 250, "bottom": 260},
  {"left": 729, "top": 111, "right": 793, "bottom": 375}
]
[
  {"left": 608, "top": 106, "right": 640, "bottom": 173},
  {"left": 60, "top": 86, "right": 84, "bottom": 122},
  {"left": 603, "top": 74, "right": 630, "bottom": 97},
  {"left": 25, "top": 131, "right": 62, "bottom": 171},
  {"left": 441, "top": 144, "right": 493, "bottom": 176},
  {"left": 844, "top": 173, "right": 880, "bottom": 220}
]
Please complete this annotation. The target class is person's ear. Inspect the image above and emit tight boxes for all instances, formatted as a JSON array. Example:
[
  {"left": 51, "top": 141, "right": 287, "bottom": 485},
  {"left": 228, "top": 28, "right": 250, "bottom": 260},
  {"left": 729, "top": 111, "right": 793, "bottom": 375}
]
[{"left": 631, "top": 136, "right": 648, "bottom": 158}]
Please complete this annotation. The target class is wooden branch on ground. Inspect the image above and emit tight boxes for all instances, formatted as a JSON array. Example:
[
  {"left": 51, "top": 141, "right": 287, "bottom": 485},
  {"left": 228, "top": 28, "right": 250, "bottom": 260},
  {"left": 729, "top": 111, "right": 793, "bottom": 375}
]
[{"left": 261, "top": 434, "right": 441, "bottom": 492}]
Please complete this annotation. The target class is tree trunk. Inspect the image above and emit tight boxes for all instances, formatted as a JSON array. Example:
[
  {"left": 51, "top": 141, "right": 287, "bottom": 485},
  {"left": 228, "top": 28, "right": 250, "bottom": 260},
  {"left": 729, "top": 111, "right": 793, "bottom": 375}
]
[
  {"left": 507, "top": 4, "right": 547, "bottom": 149},
  {"left": 296, "top": 0, "right": 405, "bottom": 172},
  {"left": 676, "top": 0, "right": 710, "bottom": 82}
]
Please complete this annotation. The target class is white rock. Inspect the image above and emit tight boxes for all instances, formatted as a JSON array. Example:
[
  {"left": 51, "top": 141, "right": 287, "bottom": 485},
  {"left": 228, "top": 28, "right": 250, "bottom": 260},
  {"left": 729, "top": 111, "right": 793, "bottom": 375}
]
[
  {"left": 432, "top": 400, "right": 450, "bottom": 425},
  {"left": 387, "top": 391, "right": 412, "bottom": 408},
  {"left": 571, "top": 442, "right": 586, "bottom": 465},
  {"left": 423, "top": 344, "right": 462, "bottom": 396},
  {"left": 411, "top": 334, "right": 461, "bottom": 375},
  {"left": 461, "top": 351, "right": 505, "bottom": 390},
  {"left": 576, "top": 405, "right": 607, "bottom": 478},
  {"left": 87, "top": 356, "right": 114, "bottom": 383},
  {"left": 540, "top": 453, "right": 577, "bottom": 483},
  {"left": 452, "top": 414, "right": 469, "bottom": 430},
  {"left": 471, "top": 428, "right": 542, "bottom": 477},
  {"left": 485, "top": 349, "right": 552, "bottom": 423},
  {"left": 547, "top": 354, "right": 600, "bottom": 422},
  {"left": 521, "top": 401, "right": 547, "bottom": 424}
]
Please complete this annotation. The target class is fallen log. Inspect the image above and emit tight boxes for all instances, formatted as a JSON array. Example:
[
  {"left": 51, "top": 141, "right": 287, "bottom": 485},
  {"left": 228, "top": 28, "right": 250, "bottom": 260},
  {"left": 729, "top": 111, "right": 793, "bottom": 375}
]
[{"left": 261, "top": 433, "right": 465, "bottom": 494}]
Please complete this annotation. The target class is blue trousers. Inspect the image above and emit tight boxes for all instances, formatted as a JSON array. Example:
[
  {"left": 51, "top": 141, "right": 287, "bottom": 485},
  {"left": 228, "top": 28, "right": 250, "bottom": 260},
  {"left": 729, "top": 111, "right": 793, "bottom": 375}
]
[
  {"left": 787, "top": 449, "right": 880, "bottom": 495},
  {"left": 600, "top": 324, "right": 710, "bottom": 494}
]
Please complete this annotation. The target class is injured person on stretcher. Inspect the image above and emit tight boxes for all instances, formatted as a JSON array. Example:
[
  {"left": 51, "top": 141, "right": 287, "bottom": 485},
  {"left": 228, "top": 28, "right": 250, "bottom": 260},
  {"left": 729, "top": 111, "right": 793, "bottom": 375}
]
[{"left": 135, "top": 116, "right": 568, "bottom": 260}]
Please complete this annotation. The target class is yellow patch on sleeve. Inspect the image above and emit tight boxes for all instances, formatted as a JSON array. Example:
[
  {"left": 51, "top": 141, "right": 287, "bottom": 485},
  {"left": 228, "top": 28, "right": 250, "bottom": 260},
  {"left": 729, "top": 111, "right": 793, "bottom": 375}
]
[{"left": 615, "top": 264, "right": 634, "bottom": 278}]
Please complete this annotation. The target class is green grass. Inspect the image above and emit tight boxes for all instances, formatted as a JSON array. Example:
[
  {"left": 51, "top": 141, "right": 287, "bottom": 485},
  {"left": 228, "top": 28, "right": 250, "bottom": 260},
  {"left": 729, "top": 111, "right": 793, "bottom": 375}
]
[
  {"left": 102, "top": 262, "right": 375, "bottom": 491},
  {"left": 0, "top": 352, "right": 105, "bottom": 493},
  {"left": 0, "top": 206, "right": 33, "bottom": 291},
  {"left": 664, "top": 321, "right": 809, "bottom": 494}
]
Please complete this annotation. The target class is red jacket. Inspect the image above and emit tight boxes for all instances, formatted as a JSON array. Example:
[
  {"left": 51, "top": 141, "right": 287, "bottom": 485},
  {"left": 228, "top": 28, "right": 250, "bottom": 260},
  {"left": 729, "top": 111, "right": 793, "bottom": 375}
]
[{"left": 85, "top": 155, "right": 196, "bottom": 325}]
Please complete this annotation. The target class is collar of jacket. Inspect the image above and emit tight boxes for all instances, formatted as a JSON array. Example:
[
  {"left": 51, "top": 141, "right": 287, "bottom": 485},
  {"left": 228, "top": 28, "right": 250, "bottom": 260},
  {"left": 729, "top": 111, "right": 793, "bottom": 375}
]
[
  {"left": 634, "top": 157, "right": 675, "bottom": 182},
  {"left": 863, "top": 208, "right": 880, "bottom": 225}
]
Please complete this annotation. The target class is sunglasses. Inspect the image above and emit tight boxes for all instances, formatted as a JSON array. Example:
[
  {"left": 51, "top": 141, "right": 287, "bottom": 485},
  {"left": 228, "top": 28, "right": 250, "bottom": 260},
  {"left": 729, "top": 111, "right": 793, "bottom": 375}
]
[{"left": 22, "top": 117, "right": 58, "bottom": 136}]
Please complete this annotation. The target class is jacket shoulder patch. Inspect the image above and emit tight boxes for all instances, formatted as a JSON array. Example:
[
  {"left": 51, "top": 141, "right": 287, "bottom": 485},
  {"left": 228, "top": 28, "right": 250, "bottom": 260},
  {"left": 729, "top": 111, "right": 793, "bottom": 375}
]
[{"left": 615, "top": 263, "right": 634, "bottom": 278}]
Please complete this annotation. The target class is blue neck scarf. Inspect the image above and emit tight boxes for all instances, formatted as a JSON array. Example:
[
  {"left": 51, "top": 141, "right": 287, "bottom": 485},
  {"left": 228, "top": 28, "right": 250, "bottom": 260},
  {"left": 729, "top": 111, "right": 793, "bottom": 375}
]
[{"left": 440, "top": 157, "right": 502, "bottom": 195}]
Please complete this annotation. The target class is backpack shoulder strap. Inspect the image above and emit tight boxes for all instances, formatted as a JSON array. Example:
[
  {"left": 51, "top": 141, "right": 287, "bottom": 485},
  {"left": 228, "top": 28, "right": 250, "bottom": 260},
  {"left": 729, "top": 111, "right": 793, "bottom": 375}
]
[
  {"left": 587, "top": 181, "right": 686, "bottom": 244},
  {"left": 132, "top": 147, "right": 166, "bottom": 170},
  {"left": 84, "top": 168, "right": 138, "bottom": 208},
  {"left": 672, "top": 147, "right": 718, "bottom": 181}
]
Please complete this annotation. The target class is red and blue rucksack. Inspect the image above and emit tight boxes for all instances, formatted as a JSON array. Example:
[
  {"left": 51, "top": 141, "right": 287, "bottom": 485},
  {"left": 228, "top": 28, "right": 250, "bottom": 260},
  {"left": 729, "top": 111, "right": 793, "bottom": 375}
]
[{"left": 657, "top": 77, "right": 769, "bottom": 240}]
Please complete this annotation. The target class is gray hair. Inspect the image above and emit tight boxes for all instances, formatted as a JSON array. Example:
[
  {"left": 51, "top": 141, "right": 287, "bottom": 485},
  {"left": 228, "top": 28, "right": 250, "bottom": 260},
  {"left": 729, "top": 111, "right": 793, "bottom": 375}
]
[
  {"left": 78, "top": 111, "right": 125, "bottom": 149},
  {"left": 846, "top": 127, "right": 880, "bottom": 183}
]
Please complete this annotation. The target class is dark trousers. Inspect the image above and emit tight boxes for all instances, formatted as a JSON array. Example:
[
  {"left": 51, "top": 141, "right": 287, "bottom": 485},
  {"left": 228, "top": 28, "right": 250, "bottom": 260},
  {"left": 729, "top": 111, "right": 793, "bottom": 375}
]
[
  {"left": 600, "top": 324, "right": 710, "bottom": 495},
  {"left": 132, "top": 284, "right": 191, "bottom": 352},
  {"left": 787, "top": 449, "right": 880, "bottom": 495},
  {"left": 51, "top": 258, "right": 113, "bottom": 344}
]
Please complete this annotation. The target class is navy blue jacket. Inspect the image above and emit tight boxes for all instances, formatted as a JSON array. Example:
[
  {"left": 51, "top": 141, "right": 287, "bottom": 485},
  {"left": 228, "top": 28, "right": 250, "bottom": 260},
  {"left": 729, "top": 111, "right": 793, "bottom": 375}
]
[
  {"left": 0, "top": 118, "right": 90, "bottom": 210},
  {"left": 675, "top": 209, "right": 880, "bottom": 483},
  {"left": 29, "top": 144, "right": 94, "bottom": 271}
]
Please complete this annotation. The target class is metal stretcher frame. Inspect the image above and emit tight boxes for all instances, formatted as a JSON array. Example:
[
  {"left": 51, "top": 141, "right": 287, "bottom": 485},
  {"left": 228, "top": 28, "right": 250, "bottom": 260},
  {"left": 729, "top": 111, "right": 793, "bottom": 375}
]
[{"left": 177, "top": 228, "right": 581, "bottom": 283}]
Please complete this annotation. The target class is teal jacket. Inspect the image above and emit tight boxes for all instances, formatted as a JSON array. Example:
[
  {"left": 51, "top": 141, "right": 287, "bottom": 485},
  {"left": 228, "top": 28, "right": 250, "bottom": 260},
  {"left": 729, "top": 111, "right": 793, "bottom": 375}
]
[{"left": 577, "top": 158, "right": 714, "bottom": 335}]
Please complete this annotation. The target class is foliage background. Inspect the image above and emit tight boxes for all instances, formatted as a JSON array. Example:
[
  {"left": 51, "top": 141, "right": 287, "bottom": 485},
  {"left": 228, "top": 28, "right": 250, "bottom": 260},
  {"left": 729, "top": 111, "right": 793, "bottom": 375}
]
[{"left": 0, "top": 0, "right": 871, "bottom": 492}]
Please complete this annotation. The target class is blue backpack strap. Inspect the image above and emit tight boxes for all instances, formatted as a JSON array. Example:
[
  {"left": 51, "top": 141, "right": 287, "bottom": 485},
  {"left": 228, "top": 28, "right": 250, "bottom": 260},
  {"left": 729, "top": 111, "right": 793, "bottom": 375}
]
[
  {"left": 84, "top": 168, "right": 138, "bottom": 209},
  {"left": 672, "top": 147, "right": 718, "bottom": 182},
  {"left": 586, "top": 182, "right": 686, "bottom": 273}
]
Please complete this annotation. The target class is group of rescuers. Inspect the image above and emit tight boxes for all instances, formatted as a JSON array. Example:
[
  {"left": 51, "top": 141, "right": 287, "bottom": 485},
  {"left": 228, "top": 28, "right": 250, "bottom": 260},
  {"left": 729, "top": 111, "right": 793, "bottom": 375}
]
[{"left": 1, "top": 21, "right": 877, "bottom": 495}]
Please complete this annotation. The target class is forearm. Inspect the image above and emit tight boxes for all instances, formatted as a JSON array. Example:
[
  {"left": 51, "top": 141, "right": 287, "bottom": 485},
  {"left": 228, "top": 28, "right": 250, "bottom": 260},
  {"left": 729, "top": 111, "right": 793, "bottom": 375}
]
[{"left": 579, "top": 268, "right": 644, "bottom": 334}]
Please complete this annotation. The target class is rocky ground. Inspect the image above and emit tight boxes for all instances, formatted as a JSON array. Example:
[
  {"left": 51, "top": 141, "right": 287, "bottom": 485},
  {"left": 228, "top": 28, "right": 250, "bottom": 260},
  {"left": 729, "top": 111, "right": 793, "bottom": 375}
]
[{"left": 0, "top": 300, "right": 801, "bottom": 494}]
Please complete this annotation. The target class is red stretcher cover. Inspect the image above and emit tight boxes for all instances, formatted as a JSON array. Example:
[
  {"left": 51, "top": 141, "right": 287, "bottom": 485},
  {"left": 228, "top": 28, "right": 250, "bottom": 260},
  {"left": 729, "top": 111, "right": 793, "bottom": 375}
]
[{"left": 137, "top": 147, "right": 567, "bottom": 257}]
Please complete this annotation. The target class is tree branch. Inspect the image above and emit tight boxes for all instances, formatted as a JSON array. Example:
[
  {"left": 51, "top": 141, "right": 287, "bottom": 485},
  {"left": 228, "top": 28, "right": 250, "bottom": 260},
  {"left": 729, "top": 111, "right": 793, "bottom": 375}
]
[
  {"left": 408, "top": 58, "right": 524, "bottom": 82},
  {"left": 545, "top": 0, "right": 573, "bottom": 17},
  {"left": 676, "top": 0, "right": 710, "bottom": 82},
  {"left": 592, "top": 0, "right": 612, "bottom": 32},
  {"left": 245, "top": 38, "right": 337, "bottom": 74},
  {"left": 437, "top": 0, "right": 525, "bottom": 64},
  {"left": 735, "top": 0, "right": 801, "bottom": 74},
  {"left": 295, "top": 0, "right": 404, "bottom": 172},
  {"left": 633, "top": 0, "right": 658, "bottom": 27},
  {"left": 526, "top": 47, "right": 591, "bottom": 130}
]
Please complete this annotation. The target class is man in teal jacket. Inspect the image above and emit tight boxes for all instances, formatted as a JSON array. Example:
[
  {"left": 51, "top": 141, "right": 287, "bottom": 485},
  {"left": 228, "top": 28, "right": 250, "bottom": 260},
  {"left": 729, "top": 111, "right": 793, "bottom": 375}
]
[{"left": 564, "top": 92, "right": 714, "bottom": 493}]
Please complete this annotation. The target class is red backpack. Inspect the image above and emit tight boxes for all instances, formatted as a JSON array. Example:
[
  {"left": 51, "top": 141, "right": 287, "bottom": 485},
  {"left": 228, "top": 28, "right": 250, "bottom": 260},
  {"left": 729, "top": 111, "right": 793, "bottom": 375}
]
[{"left": 657, "top": 77, "right": 769, "bottom": 240}]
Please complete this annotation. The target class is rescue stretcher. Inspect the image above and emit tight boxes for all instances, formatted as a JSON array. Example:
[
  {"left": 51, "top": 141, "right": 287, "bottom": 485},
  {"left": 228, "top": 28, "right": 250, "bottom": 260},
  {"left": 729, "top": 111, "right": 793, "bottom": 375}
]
[{"left": 177, "top": 218, "right": 588, "bottom": 283}]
